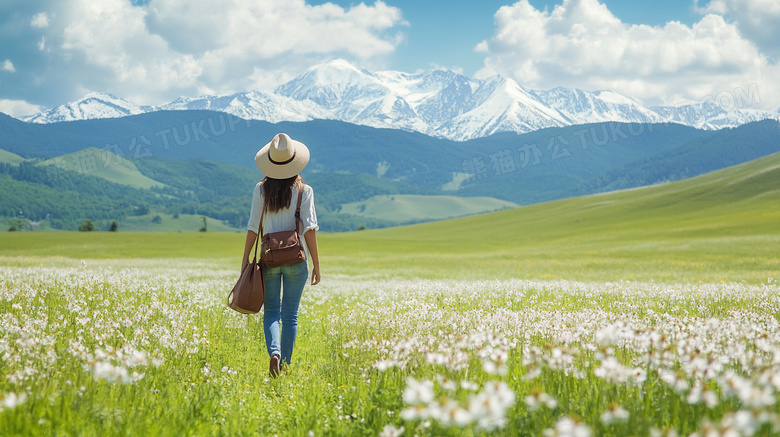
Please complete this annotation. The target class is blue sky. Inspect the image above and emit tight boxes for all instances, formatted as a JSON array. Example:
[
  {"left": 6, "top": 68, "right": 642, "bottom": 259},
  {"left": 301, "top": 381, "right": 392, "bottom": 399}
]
[
  {"left": 0, "top": 0, "right": 778, "bottom": 116},
  {"left": 316, "top": 0, "right": 702, "bottom": 75}
]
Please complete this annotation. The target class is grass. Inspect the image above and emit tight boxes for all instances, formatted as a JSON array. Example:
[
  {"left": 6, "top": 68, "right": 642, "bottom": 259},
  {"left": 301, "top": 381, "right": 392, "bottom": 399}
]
[
  {"left": 0, "top": 148, "right": 25, "bottom": 165},
  {"left": 38, "top": 147, "right": 167, "bottom": 190},
  {"left": 339, "top": 194, "right": 517, "bottom": 223},
  {"left": 1, "top": 153, "right": 779, "bottom": 436},
  {"left": 116, "top": 212, "right": 240, "bottom": 233}
]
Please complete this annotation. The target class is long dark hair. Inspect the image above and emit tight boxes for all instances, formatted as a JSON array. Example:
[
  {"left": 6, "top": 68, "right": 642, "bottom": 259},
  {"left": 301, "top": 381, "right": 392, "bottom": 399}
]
[{"left": 262, "top": 175, "right": 304, "bottom": 213}]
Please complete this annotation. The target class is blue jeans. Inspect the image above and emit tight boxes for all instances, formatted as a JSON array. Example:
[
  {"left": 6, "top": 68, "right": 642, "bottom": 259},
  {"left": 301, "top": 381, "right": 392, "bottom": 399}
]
[{"left": 263, "top": 261, "right": 309, "bottom": 365}]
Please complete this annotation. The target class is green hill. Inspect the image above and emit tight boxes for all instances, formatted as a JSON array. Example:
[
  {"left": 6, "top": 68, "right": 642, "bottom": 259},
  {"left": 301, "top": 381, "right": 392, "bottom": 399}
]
[
  {"left": 39, "top": 147, "right": 167, "bottom": 190},
  {"left": 324, "top": 151, "right": 780, "bottom": 283},
  {"left": 339, "top": 194, "right": 517, "bottom": 223},
  {"left": 0, "top": 148, "right": 25, "bottom": 165}
]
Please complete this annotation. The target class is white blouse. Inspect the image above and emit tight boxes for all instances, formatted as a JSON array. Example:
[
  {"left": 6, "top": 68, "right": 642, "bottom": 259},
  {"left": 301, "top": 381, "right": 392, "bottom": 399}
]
[{"left": 246, "top": 183, "right": 319, "bottom": 236}]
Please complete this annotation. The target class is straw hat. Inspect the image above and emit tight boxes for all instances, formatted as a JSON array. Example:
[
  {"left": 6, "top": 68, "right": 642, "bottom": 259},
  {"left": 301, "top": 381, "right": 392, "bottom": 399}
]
[{"left": 255, "top": 133, "right": 310, "bottom": 179}]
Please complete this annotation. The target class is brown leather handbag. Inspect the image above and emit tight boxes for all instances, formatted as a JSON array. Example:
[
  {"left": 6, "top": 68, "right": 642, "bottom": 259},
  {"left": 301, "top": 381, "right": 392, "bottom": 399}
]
[
  {"left": 260, "top": 190, "right": 306, "bottom": 268},
  {"left": 227, "top": 229, "right": 265, "bottom": 314}
]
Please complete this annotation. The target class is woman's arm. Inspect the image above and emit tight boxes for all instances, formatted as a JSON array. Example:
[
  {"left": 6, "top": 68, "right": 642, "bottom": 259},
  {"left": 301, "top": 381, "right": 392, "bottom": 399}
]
[
  {"left": 241, "top": 230, "right": 258, "bottom": 271},
  {"left": 304, "top": 229, "right": 321, "bottom": 285}
]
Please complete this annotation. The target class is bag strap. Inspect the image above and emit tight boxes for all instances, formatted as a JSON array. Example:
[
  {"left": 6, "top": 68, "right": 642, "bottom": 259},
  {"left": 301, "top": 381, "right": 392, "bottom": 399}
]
[
  {"left": 259, "top": 186, "right": 304, "bottom": 238},
  {"left": 259, "top": 199, "right": 266, "bottom": 238},
  {"left": 294, "top": 188, "right": 303, "bottom": 236}
]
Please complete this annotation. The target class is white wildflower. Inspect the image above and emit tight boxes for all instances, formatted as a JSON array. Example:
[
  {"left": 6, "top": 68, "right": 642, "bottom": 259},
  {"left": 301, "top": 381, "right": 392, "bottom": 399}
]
[
  {"left": 467, "top": 381, "right": 515, "bottom": 431},
  {"left": 372, "top": 359, "right": 397, "bottom": 371},
  {"left": 600, "top": 403, "right": 629, "bottom": 425},
  {"left": 732, "top": 381, "right": 774, "bottom": 408},
  {"left": 630, "top": 367, "right": 647, "bottom": 384},
  {"left": 543, "top": 417, "right": 592, "bottom": 437},
  {"left": 129, "top": 349, "right": 148, "bottom": 367},
  {"left": 650, "top": 427, "right": 679, "bottom": 437},
  {"left": 1, "top": 392, "right": 27, "bottom": 410},
  {"left": 400, "top": 404, "right": 428, "bottom": 421},
  {"left": 483, "top": 348, "right": 509, "bottom": 375},
  {"left": 378, "top": 424, "right": 404, "bottom": 437},
  {"left": 686, "top": 384, "right": 718, "bottom": 408},
  {"left": 525, "top": 390, "right": 557, "bottom": 411},
  {"left": 428, "top": 398, "right": 470, "bottom": 427},
  {"left": 92, "top": 361, "right": 131, "bottom": 384},
  {"left": 460, "top": 380, "right": 478, "bottom": 391},
  {"left": 595, "top": 324, "right": 621, "bottom": 345},
  {"left": 524, "top": 367, "right": 542, "bottom": 381},
  {"left": 424, "top": 353, "right": 447, "bottom": 366},
  {"left": 435, "top": 374, "right": 457, "bottom": 391},
  {"left": 402, "top": 378, "right": 434, "bottom": 405}
]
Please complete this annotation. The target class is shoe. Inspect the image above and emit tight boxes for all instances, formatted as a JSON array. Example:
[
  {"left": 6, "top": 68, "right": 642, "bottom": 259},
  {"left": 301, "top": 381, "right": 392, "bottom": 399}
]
[{"left": 269, "top": 355, "right": 281, "bottom": 378}]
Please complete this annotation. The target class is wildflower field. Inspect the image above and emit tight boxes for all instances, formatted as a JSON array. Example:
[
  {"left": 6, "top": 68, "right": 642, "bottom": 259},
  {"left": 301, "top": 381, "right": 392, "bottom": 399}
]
[
  {"left": 1, "top": 232, "right": 779, "bottom": 436},
  {"left": 2, "top": 155, "right": 779, "bottom": 436}
]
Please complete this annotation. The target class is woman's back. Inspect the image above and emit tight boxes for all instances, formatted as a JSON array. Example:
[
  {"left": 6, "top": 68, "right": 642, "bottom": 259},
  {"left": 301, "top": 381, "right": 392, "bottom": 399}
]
[{"left": 246, "top": 183, "right": 318, "bottom": 236}]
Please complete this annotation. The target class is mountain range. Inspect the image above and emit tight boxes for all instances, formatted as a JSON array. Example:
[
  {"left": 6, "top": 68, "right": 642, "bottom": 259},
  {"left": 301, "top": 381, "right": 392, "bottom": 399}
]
[
  {"left": 19, "top": 59, "right": 780, "bottom": 141},
  {"left": 2, "top": 101, "right": 779, "bottom": 231}
]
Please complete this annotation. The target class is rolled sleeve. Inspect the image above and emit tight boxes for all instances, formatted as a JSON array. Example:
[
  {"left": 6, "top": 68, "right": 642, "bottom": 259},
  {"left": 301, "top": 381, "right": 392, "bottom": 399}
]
[
  {"left": 301, "top": 185, "right": 319, "bottom": 233},
  {"left": 246, "top": 182, "right": 263, "bottom": 233}
]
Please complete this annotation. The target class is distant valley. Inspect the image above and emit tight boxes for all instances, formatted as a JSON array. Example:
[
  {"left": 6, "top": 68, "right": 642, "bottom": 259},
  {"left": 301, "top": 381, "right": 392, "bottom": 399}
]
[{"left": 0, "top": 109, "right": 778, "bottom": 232}]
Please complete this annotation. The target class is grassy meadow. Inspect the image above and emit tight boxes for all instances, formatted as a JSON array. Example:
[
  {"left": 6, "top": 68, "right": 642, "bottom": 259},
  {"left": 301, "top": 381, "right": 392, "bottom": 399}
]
[
  {"left": 1, "top": 153, "right": 779, "bottom": 436},
  {"left": 338, "top": 194, "right": 517, "bottom": 223}
]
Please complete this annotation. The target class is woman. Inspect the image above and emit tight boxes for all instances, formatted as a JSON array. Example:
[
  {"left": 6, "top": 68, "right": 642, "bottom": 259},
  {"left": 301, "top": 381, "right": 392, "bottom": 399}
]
[{"left": 243, "top": 133, "right": 321, "bottom": 377}]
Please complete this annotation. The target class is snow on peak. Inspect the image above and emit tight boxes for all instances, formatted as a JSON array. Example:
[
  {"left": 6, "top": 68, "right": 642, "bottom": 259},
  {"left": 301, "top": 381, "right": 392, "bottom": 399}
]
[
  {"left": 317, "top": 58, "right": 364, "bottom": 73},
  {"left": 535, "top": 87, "right": 665, "bottom": 125},
  {"left": 296, "top": 58, "right": 375, "bottom": 87},
  {"left": 592, "top": 90, "right": 640, "bottom": 105},
  {"left": 274, "top": 59, "right": 387, "bottom": 113},
  {"left": 22, "top": 91, "right": 145, "bottom": 123},
  {"left": 81, "top": 91, "right": 122, "bottom": 101}
]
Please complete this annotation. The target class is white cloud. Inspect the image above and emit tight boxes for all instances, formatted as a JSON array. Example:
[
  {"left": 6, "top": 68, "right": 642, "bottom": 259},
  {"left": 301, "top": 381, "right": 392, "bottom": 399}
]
[
  {"left": 31, "top": 12, "right": 50, "bottom": 28},
  {"left": 0, "top": 99, "right": 44, "bottom": 117},
  {"left": 476, "top": 0, "right": 779, "bottom": 108},
  {"left": 695, "top": 0, "right": 780, "bottom": 57},
  {"left": 38, "top": 36, "right": 47, "bottom": 52},
  {"left": 2, "top": 60, "right": 15, "bottom": 73},
  {"left": 61, "top": 0, "right": 202, "bottom": 94},
  {"left": 52, "top": 0, "right": 406, "bottom": 104}
]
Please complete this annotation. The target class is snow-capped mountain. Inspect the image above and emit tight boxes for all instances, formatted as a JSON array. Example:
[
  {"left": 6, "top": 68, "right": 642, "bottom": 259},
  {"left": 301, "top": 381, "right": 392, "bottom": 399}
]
[
  {"left": 159, "top": 90, "right": 332, "bottom": 123},
  {"left": 18, "top": 60, "right": 780, "bottom": 141},
  {"left": 275, "top": 59, "right": 432, "bottom": 133},
  {"left": 534, "top": 88, "right": 667, "bottom": 125},
  {"left": 438, "top": 76, "right": 570, "bottom": 139},
  {"left": 649, "top": 100, "right": 776, "bottom": 130},
  {"left": 22, "top": 92, "right": 150, "bottom": 124}
]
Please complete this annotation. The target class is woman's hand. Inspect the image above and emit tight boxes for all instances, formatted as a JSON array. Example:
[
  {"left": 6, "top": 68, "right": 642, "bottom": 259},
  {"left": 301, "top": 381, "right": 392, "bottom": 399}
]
[{"left": 310, "top": 264, "right": 321, "bottom": 285}]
